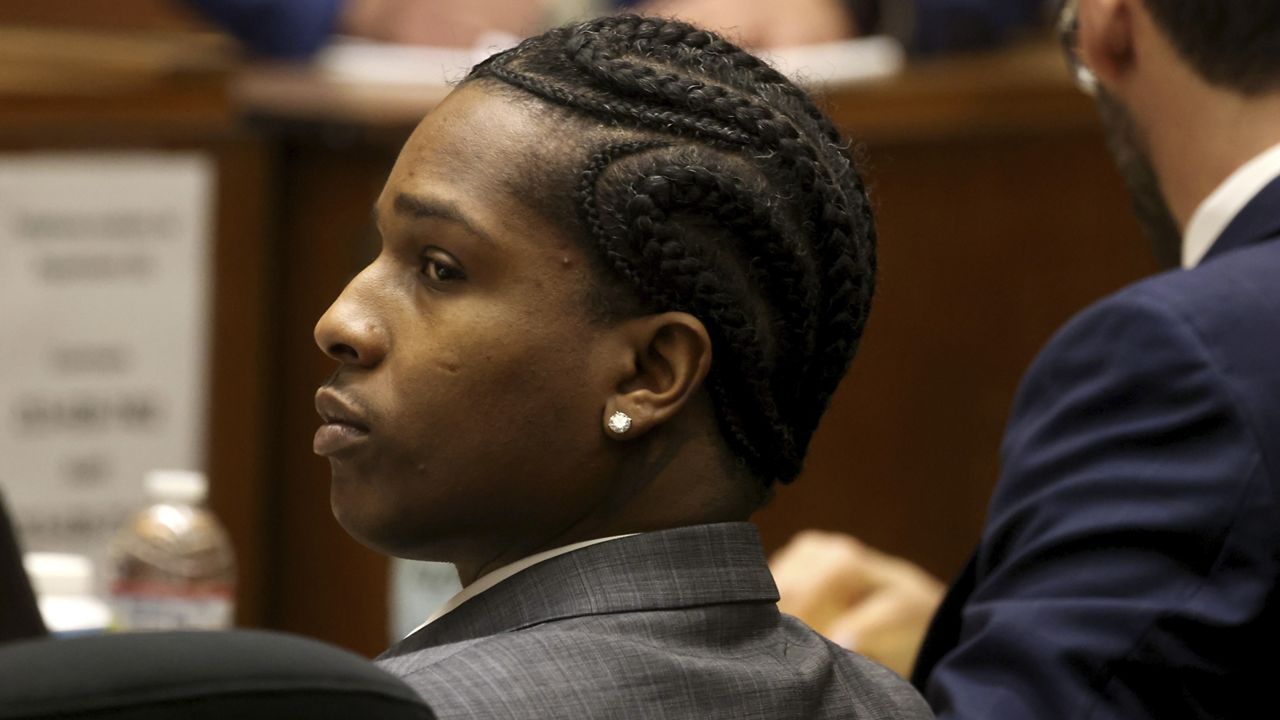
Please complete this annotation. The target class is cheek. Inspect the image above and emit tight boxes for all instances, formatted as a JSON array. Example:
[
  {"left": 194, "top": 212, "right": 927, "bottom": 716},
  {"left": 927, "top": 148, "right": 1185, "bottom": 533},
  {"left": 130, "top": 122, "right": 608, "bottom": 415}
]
[
  {"left": 385, "top": 308, "right": 603, "bottom": 470},
  {"left": 459, "top": 317, "right": 598, "bottom": 436},
  {"left": 458, "top": 324, "right": 610, "bottom": 506},
  {"left": 340, "top": 319, "right": 607, "bottom": 554}
]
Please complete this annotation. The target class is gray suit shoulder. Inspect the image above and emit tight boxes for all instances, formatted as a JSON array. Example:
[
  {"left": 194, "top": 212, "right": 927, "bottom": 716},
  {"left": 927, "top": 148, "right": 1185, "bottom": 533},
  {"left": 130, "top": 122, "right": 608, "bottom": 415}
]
[
  {"left": 777, "top": 613, "right": 934, "bottom": 720},
  {"left": 841, "top": 648, "right": 935, "bottom": 719},
  {"left": 380, "top": 608, "right": 933, "bottom": 719}
]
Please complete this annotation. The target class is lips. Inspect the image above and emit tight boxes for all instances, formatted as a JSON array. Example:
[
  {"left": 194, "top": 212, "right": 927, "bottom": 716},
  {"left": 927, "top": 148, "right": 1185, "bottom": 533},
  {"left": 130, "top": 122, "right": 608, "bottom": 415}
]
[{"left": 314, "top": 388, "right": 371, "bottom": 457}]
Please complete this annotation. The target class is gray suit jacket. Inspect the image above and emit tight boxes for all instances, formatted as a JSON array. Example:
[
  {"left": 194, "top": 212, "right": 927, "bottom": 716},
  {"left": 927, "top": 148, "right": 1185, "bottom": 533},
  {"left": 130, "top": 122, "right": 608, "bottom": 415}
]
[{"left": 377, "top": 523, "right": 932, "bottom": 719}]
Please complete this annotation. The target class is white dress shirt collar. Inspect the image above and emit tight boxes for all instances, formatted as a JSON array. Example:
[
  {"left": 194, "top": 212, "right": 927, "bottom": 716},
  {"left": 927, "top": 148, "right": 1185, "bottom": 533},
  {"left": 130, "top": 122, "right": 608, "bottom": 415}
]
[
  {"left": 406, "top": 533, "right": 638, "bottom": 638},
  {"left": 1183, "top": 141, "right": 1280, "bottom": 269}
]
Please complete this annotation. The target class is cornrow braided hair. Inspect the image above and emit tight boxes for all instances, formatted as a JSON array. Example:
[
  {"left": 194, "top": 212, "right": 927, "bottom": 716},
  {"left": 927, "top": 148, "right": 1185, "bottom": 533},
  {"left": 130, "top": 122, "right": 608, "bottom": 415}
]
[{"left": 467, "top": 15, "right": 877, "bottom": 488}]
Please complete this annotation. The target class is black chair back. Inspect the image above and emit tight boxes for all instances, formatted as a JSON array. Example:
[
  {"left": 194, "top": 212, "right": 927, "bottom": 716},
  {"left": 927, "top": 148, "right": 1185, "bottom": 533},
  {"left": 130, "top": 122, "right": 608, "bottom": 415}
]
[
  {"left": 0, "top": 492, "right": 45, "bottom": 644},
  {"left": 0, "top": 630, "right": 434, "bottom": 719}
]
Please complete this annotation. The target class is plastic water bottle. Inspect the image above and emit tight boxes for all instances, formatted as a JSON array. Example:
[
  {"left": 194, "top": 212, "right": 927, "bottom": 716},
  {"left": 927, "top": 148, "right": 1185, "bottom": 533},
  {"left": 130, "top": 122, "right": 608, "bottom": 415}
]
[
  {"left": 23, "top": 552, "right": 112, "bottom": 637},
  {"left": 108, "top": 469, "right": 236, "bottom": 630}
]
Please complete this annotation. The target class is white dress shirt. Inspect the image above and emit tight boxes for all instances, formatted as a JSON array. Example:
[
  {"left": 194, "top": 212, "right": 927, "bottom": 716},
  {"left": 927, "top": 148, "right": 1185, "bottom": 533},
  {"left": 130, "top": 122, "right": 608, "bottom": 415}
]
[
  {"left": 406, "top": 533, "right": 638, "bottom": 637},
  {"left": 1183, "top": 142, "right": 1280, "bottom": 268}
]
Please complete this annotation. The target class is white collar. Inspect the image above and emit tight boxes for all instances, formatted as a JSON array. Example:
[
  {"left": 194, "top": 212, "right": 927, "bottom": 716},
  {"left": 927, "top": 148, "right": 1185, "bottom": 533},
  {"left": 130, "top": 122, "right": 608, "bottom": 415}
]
[
  {"left": 1183, "top": 141, "right": 1280, "bottom": 268},
  {"left": 406, "top": 533, "right": 638, "bottom": 638}
]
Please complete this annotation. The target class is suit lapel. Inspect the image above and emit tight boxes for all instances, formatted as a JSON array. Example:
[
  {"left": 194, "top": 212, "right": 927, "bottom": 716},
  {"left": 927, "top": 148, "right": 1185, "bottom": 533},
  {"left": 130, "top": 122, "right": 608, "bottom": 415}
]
[
  {"left": 380, "top": 522, "right": 779, "bottom": 658},
  {"left": 1202, "top": 174, "right": 1280, "bottom": 263}
]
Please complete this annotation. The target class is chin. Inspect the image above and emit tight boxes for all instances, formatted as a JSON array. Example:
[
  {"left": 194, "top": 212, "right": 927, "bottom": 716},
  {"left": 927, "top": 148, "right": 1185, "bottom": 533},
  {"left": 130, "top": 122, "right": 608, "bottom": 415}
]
[
  {"left": 332, "top": 505, "right": 414, "bottom": 558},
  {"left": 328, "top": 486, "right": 451, "bottom": 561},
  {"left": 329, "top": 480, "right": 394, "bottom": 552}
]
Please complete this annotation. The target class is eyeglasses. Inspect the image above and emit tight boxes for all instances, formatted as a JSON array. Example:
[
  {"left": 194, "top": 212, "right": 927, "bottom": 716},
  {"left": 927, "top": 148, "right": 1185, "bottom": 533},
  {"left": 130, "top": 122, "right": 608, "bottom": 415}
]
[{"left": 1057, "top": 0, "right": 1099, "bottom": 95}]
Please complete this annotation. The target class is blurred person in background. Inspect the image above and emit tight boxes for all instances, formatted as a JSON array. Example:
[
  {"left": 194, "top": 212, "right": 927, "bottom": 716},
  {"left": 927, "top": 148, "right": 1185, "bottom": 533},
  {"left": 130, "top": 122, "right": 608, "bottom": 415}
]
[
  {"left": 772, "top": 0, "right": 1280, "bottom": 717},
  {"left": 180, "top": 0, "right": 550, "bottom": 57},
  {"left": 631, "top": 0, "right": 1051, "bottom": 54},
  {"left": 183, "top": 0, "right": 1051, "bottom": 58}
]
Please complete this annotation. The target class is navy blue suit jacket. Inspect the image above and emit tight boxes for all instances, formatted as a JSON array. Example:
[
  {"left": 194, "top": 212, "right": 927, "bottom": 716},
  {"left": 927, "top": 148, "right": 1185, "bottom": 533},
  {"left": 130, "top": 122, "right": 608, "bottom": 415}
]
[{"left": 913, "top": 176, "right": 1280, "bottom": 717}]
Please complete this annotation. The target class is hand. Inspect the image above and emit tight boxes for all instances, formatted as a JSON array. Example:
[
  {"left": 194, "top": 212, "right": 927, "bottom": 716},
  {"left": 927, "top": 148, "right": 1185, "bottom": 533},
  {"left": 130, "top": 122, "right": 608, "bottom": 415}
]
[
  {"left": 637, "top": 0, "right": 858, "bottom": 48},
  {"left": 770, "top": 531, "right": 945, "bottom": 677}
]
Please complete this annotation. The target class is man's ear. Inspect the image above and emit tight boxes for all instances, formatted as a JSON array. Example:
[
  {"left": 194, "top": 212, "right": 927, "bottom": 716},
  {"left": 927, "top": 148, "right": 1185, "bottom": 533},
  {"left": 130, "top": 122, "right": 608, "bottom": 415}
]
[
  {"left": 1079, "top": 0, "right": 1137, "bottom": 91},
  {"left": 600, "top": 312, "right": 712, "bottom": 440}
]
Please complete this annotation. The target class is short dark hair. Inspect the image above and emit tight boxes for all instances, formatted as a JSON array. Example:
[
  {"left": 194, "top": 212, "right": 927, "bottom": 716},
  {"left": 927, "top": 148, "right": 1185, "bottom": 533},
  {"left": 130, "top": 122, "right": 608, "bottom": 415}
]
[
  {"left": 465, "top": 16, "right": 876, "bottom": 488},
  {"left": 1143, "top": 0, "right": 1280, "bottom": 94}
]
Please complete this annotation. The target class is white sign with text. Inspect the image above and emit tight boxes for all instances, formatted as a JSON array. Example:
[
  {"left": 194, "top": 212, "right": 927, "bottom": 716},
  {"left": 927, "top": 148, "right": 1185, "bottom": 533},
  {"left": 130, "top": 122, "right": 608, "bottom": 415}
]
[{"left": 0, "top": 153, "right": 215, "bottom": 560}]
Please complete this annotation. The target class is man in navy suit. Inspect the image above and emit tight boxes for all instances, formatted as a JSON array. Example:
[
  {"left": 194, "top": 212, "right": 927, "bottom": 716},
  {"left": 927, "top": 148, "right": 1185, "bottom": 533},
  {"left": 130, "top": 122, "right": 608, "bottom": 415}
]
[{"left": 773, "top": 0, "right": 1280, "bottom": 716}]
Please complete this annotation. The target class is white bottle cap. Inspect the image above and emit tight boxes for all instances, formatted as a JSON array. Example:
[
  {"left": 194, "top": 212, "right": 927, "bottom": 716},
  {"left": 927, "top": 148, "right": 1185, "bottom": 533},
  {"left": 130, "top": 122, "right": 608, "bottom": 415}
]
[
  {"left": 145, "top": 469, "right": 208, "bottom": 504},
  {"left": 23, "top": 552, "right": 95, "bottom": 597}
]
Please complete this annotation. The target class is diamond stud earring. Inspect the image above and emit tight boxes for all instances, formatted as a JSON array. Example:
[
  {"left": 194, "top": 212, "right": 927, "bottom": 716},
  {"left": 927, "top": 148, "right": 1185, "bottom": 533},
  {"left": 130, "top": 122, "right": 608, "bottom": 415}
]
[{"left": 607, "top": 411, "right": 633, "bottom": 435}]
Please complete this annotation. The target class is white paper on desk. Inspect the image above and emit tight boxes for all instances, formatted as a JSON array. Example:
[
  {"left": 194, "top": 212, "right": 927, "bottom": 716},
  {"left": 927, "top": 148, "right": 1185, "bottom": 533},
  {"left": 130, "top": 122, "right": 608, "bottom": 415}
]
[
  {"left": 317, "top": 33, "right": 520, "bottom": 87},
  {"left": 762, "top": 36, "right": 905, "bottom": 87},
  {"left": 316, "top": 33, "right": 903, "bottom": 90},
  {"left": 0, "top": 153, "right": 215, "bottom": 570}
]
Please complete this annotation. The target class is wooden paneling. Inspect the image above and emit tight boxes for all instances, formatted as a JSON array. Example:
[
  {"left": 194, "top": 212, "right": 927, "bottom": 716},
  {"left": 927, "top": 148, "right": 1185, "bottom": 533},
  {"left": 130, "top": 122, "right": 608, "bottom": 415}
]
[
  {"left": 0, "top": 27, "right": 234, "bottom": 138},
  {"left": 755, "top": 130, "right": 1156, "bottom": 580},
  {"left": 204, "top": 135, "right": 272, "bottom": 626},
  {"left": 0, "top": 29, "right": 273, "bottom": 627},
  {"left": 751, "top": 46, "right": 1157, "bottom": 578},
  {"left": 265, "top": 133, "right": 405, "bottom": 655},
  {"left": 0, "top": 0, "right": 208, "bottom": 33}
]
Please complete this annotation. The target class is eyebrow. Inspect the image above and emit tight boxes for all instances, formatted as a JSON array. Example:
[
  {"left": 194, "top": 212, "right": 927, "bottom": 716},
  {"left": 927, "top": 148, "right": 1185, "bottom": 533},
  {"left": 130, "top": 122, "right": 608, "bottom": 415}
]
[{"left": 376, "top": 193, "right": 495, "bottom": 246}]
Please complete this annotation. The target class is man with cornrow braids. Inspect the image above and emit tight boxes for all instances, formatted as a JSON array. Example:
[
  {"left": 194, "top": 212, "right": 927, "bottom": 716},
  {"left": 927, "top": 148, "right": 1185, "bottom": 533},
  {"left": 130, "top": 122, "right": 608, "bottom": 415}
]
[{"left": 312, "top": 14, "right": 932, "bottom": 719}]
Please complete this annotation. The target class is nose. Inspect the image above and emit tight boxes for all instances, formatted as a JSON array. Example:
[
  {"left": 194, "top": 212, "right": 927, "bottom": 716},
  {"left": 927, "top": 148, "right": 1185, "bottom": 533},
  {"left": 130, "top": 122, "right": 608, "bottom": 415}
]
[{"left": 314, "top": 265, "right": 389, "bottom": 368}]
